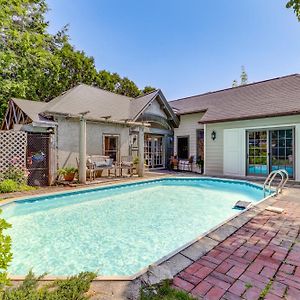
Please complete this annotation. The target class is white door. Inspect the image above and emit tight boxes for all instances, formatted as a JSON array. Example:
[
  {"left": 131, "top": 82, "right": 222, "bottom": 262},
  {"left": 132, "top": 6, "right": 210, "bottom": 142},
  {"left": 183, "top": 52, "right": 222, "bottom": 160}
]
[{"left": 223, "top": 129, "right": 246, "bottom": 176}]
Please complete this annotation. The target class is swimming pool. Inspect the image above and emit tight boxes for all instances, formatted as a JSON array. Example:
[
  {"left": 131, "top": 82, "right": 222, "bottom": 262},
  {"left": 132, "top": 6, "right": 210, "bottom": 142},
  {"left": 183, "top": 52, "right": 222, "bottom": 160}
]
[{"left": 2, "top": 177, "right": 266, "bottom": 277}]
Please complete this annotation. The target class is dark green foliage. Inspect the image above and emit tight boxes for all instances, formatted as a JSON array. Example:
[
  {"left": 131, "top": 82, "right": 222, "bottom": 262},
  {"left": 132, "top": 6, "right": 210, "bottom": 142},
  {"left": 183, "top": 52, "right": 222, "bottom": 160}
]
[
  {"left": 142, "top": 86, "right": 157, "bottom": 95},
  {"left": 286, "top": 0, "right": 300, "bottom": 21},
  {"left": 0, "top": 210, "right": 12, "bottom": 289},
  {"left": 1, "top": 271, "right": 97, "bottom": 299},
  {"left": 0, "top": 0, "right": 154, "bottom": 120},
  {"left": 140, "top": 280, "right": 196, "bottom": 300}
]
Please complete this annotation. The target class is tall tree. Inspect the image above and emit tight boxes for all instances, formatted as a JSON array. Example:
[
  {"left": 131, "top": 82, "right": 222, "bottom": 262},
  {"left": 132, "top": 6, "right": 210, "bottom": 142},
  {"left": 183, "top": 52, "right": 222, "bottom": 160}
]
[
  {"left": 232, "top": 66, "right": 248, "bottom": 87},
  {"left": 286, "top": 0, "right": 300, "bottom": 21},
  {"left": 240, "top": 66, "right": 248, "bottom": 85},
  {"left": 0, "top": 0, "right": 155, "bottom": 120}
]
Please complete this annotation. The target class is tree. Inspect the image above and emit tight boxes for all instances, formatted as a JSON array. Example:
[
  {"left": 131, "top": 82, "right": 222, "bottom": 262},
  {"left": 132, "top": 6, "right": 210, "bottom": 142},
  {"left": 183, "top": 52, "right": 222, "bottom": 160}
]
[
  {"left": 0, "top": 0, "right": 155, "bottom": 120},
  {"left": 142, "top": 86, "right": 156, "bottom": 94},
  {"left": 286, "top": 0, "right": 300, "bottom": 21},
  {"left": 240, "top": 66, "right": 248, "bottom": 85},
  {"left": 232, "top": 66, "right": 248, "bottom": 87},
  {"left": 116, "top": 77, "right": 141, "bottom": 97},
  {"left": 0, "top": 0, "right": 58, "bottom": 117}
]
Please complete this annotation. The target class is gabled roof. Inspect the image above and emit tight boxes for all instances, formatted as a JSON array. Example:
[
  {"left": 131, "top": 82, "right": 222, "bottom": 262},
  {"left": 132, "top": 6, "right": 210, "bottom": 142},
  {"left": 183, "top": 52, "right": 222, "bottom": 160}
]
[
  {"left": 170, "top": 74, "right": 300, "bottom": 123},
  {"left": 130, "top": 89, "right": 179, "bottom": 127},
  {"left": 12, "top": 98, "right": 49, "bottom": 123}
]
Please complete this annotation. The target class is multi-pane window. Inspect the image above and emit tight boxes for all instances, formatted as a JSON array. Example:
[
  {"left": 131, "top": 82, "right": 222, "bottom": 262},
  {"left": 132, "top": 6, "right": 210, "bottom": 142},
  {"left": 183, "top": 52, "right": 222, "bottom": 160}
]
[
  {"left": 270, "top": 129, "right": 293, "bottom": 176},
  {"left": 103, "top": 135, "right": 119, "bottom": 162}
]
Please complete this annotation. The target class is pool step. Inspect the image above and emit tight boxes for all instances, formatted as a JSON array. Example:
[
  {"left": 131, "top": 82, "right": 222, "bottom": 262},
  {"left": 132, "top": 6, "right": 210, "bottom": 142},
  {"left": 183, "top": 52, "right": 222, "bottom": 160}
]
[{"left": 233, "top": 200, "right": 252, "bottom": 210}]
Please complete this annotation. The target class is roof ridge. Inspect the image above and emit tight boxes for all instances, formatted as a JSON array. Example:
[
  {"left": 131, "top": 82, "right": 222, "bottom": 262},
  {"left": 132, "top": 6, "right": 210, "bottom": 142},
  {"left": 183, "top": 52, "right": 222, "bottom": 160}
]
[
  {"left": 170, "top": 73, "right": 300, "bottom": 103},
  {"left": 79, "top": 83, "right": 134, "bottom": 100}
]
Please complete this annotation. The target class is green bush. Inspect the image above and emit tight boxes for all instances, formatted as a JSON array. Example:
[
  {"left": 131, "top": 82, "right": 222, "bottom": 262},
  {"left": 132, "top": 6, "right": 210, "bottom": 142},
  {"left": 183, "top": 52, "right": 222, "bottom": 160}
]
[
  {"left": 0, "top": 209, "right": 12, "bottom": 289},
  {"left": 0, "top": 180, "right": 19, "bottom": 193},
  {"left": 0, "top": 166, "right": 28, "bottom": 185},
  {"left": 1, "top": 271, "right": 97, "bottom": 299}
]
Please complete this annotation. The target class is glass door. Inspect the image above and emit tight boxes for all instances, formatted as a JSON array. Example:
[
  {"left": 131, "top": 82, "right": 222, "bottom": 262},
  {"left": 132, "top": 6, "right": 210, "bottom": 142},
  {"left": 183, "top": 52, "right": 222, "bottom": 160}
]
[
  {"left": 144, "top": 135, "right": 164, "bottom": 168},
  {"left": 270, "top": 129, "right": 294, "bottom": 177},
  {"left": 247, "top": 130, "right": 268, "bottom": 176},
  {"left": 153, "top": 136, "right": 163, "bottom": 167},
  {"left": 144, "top": 135, "right": 153, "bottom": 168}
]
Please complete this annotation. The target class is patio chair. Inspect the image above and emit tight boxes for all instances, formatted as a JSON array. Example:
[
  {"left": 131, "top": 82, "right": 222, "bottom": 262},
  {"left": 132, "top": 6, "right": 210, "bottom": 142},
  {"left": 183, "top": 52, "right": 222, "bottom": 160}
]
[{"left": 120, "top": 156, "right": 134, "bottom": 177}]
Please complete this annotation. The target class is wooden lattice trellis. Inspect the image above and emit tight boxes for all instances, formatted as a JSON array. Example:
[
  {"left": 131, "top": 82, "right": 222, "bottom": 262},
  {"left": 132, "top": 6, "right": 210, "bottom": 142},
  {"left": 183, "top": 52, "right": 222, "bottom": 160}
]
[{"left": 0, "top": 131, "right": 27, "bottom": 172}]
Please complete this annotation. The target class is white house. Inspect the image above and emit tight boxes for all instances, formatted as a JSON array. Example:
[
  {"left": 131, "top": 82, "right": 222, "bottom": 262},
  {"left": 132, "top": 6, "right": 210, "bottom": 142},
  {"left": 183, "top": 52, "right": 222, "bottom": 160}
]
[{"left": 170, "top": 74, "right": 300, "bottom": 180}]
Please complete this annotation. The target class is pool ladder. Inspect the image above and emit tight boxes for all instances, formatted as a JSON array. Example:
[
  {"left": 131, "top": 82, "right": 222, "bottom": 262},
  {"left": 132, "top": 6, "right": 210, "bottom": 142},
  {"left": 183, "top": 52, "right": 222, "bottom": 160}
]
[{"left": 263, "top": 169, "right": 289, "bottom": 197}]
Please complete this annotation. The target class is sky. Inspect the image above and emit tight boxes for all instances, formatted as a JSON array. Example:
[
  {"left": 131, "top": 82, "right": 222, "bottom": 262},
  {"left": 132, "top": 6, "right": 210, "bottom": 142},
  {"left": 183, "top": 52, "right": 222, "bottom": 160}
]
[{"left": 46, "top": 0, "right": 300, "bottom": 100}]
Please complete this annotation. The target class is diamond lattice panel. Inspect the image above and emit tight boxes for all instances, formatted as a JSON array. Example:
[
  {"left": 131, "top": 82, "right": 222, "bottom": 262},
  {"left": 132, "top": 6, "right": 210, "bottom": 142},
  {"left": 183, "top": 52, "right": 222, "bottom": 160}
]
[{"left": 0, "top": 131, "right": 27, "bottom": 172}]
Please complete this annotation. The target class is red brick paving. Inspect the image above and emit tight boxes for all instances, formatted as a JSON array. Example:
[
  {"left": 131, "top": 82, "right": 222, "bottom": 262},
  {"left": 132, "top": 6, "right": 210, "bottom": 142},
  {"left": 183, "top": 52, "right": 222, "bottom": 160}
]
[{"left": 172, "top": 192, "right": 300, "bottom": 299}]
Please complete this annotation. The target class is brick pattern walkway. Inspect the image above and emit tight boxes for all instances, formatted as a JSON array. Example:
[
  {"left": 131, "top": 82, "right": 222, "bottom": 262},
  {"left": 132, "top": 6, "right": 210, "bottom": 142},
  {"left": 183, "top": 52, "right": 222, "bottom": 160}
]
[{"left": 172, "top": 193, "right": 300, "bottom": 300}]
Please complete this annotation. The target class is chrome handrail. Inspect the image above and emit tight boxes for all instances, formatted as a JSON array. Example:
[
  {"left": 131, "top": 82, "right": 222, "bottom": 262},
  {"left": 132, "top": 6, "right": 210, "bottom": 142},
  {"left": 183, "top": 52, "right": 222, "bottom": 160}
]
[
  {"left": 263, "top": 169, "right": 288, "bottom": 197},
  {"left": 278, "top": 169, "right": 289, "bottom": 193}
]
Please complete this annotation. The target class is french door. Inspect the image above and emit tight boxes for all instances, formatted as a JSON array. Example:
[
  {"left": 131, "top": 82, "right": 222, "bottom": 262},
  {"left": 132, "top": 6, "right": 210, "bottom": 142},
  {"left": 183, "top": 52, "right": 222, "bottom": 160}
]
[
  {"left": 144, "top": 135, "right": 164, "bottom": 168},
  {"left": 247, "top": 128, "right": 294, "bottom": 177}
]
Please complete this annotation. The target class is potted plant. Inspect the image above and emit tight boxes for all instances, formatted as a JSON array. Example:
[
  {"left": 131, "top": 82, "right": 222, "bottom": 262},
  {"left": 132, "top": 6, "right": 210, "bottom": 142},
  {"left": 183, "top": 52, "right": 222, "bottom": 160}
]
[
  {"left": 196, "top": 156, "right": 204, "bottom": 174},
  {"left": 58, "top": 167, "right": 78, "bottom": 181}
]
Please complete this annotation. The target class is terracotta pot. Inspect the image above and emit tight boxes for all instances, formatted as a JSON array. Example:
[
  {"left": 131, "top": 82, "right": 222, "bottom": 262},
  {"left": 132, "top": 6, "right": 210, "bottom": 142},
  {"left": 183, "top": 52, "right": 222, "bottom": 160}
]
[{"left": 63, "top": 173, "right": 75, "bottom": 181}]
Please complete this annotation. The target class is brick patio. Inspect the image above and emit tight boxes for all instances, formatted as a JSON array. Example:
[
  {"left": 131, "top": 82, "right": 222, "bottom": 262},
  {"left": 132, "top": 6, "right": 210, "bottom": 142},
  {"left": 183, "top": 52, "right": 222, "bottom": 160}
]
[{"left": 172, "top": 190, "right": 300, "bottom": 300}]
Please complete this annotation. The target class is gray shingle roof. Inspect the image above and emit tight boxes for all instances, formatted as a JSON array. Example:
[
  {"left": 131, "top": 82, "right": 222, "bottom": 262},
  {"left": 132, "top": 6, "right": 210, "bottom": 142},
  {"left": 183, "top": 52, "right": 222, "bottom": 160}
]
[
  {"left": 43, "top": 84, "right": 133, "bottom": 121},
  {"left": 11, "top": 84, "right": 178, "bottom": 126},
  {"left": 170, "top": 74, "right": 300, "bottom": 123}
]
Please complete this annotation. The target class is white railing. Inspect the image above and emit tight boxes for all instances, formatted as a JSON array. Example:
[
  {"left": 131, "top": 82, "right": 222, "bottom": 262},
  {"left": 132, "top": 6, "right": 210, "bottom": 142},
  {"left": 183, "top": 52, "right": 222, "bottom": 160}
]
[{"left": 263, "top": 169, "right": 289, "bottom": 197}]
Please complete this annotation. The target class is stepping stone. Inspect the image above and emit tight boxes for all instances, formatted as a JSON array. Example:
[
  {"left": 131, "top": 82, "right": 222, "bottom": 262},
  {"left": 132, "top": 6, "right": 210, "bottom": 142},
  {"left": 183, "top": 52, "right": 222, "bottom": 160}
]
[{"left": 265, "top": 206, "right": 284, "bottom": 214}]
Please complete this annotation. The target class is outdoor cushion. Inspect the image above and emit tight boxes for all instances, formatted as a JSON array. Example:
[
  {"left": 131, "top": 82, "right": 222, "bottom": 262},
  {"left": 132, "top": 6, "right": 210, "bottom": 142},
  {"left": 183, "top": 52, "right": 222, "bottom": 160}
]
[{"left": 95, "top": 161, "right": 108, "bottom": 167}]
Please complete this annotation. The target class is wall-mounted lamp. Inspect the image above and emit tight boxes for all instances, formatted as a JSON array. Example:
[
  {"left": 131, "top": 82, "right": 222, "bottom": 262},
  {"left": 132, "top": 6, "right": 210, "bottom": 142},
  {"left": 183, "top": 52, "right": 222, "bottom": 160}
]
[{"left": 211, "top": 130, "right": 216, "bottom": 141}]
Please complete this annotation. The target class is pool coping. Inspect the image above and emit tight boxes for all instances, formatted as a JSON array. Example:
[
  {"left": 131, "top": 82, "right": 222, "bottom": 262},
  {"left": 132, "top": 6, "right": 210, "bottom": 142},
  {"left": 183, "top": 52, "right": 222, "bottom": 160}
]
[{"left": 4, "top": 176, "right": 276, "bottom": 282}]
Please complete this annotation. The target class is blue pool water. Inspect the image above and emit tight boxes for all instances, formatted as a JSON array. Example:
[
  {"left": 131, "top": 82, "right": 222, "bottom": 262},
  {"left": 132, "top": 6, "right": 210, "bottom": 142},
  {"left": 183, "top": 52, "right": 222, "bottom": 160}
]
[{"left": 2, "top": 178, "right": 265, "bottom": 276}]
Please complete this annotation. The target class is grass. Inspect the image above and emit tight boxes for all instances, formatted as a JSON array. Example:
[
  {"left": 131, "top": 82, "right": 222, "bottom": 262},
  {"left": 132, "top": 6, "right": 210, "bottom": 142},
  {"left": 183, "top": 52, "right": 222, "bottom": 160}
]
[
  {"left": 140, "top": 280, "right": 196, "bottom": 300},
  {"left": 259, "top": 279, "right": 273, "bottom": 299}
]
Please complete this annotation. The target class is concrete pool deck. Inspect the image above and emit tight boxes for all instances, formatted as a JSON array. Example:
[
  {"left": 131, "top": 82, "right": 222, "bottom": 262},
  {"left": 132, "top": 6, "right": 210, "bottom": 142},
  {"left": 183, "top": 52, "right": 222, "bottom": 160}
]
[{"left": 5, "top": 171, "right": 300, "bottom": 299}]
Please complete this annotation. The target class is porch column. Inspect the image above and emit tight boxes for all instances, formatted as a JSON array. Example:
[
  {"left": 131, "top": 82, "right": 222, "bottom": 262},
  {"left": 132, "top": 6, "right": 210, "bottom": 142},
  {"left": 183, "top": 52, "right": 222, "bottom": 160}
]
[
  {"left": 79, "top": 116, "right": 87, "bottom": 184},
  {"left": 138, "top": 125, "right": 145, "bottom": 177}
]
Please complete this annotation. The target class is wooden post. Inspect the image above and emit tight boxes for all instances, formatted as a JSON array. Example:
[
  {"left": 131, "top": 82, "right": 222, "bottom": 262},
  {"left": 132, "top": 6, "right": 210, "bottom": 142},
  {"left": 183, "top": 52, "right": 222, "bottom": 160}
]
[
  {"left": 79, "top": 116, "right": 87, "bottom": 184},
  {"left": 138, "top": 125, "right": 144, "bottom": 177}
]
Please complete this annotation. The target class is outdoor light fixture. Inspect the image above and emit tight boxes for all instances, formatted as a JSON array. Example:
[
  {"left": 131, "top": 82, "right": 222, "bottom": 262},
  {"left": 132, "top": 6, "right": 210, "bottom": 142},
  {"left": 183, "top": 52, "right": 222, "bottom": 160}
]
[{"left": 211, "top": 130, "right": 216, "bottom": 141}]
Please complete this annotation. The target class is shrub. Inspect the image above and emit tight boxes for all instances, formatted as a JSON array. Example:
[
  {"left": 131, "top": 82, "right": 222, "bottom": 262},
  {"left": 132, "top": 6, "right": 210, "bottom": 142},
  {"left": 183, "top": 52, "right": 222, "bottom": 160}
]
[
  {"left": 0, "top": 180, "right": 19, "bottom": 193},
  {"left": 0, "top": 209, "right": 12, "bottom": 289},
  {"left": 0, "top": 165, "right": 28, "bottom": 185},
  {"left": 1, "top": 271, "right": 97, "bottom": 299}
]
